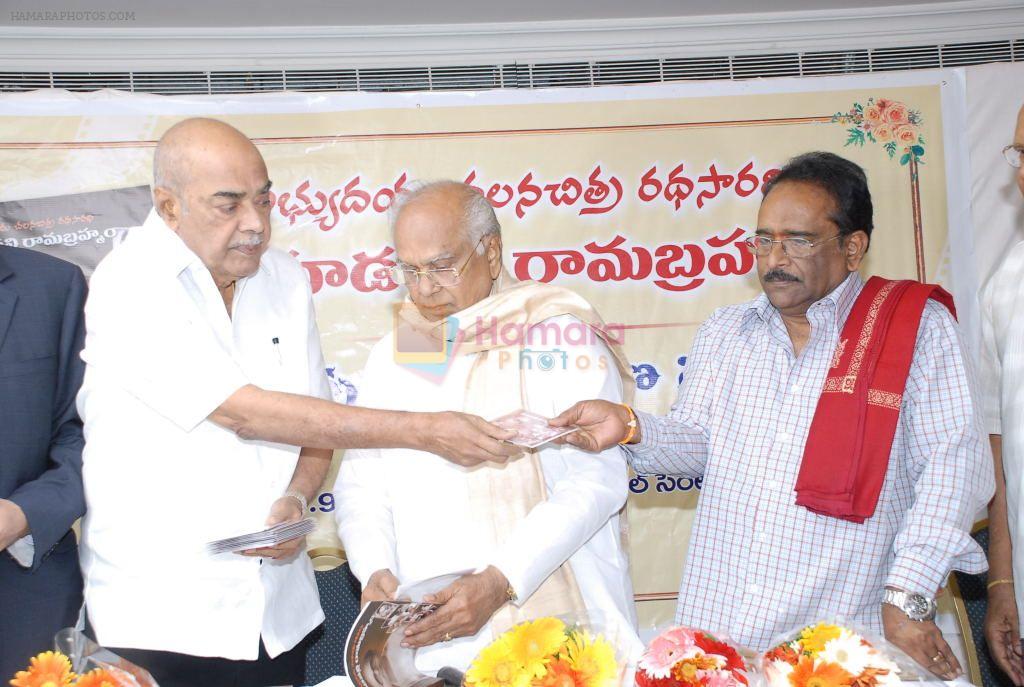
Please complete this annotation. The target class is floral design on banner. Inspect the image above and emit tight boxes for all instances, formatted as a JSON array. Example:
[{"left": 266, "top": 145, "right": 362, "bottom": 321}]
[{"left": 831, "top": 98, "right": 926, "bottom": 166}]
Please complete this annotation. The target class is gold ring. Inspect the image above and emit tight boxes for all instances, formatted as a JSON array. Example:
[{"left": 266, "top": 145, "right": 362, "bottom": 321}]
[
  {"left": 444, "top": 632, "right": 453, "bottom": 642},
  {"left": 932, "top": 654, "right": 943, "bottom": 663}
]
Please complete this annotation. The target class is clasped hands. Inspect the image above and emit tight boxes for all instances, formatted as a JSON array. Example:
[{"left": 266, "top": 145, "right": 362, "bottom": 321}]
[{"left": 363, "top": 566, "right": 510, "bottom": 648}]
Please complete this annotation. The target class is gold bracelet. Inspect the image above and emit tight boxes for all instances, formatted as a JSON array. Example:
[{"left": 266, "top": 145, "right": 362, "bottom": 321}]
[
  {"left": 618, "top": 404, "right": 638, "bottom": 445},
  {"left": 988, "top": 578, "right": 1015, "bottom": 590}
]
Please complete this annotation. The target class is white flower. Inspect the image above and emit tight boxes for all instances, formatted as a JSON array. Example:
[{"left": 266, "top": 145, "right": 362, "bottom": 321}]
[
  {"left": 763, "top": 660, "right": 795, "bottom": 687},
  {"left": 872, "top": 657, "right": 903, "bottom": 686},
  {"left": 819, "top": 634, "right": 876, "bottom": 675}
]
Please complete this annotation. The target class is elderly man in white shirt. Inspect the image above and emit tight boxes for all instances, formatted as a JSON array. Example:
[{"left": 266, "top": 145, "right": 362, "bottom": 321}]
[
  {"left": 983, "top": 103, "right": 1024, "bottom": 686},
  {"left": 335, "top": 180, "right": 640, "bottom": 677},
  {"left": 78, "top": 119, "right": 519, "bottom": 687}
]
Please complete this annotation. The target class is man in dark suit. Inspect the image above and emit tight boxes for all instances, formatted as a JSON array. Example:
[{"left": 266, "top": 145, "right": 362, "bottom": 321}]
[{"left": 0, "top": 245, "right": 87, "bottom": 679}]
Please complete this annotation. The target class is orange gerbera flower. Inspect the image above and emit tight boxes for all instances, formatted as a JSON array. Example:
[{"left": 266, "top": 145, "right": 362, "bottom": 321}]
[
  {"left": 534, "top": 659, "right": 586, "bottom": 687},
  {"left": 10, "top": 651, "right": 75, "bottom": 687},
  {"left": 672, "top": 655, "right": 722, "bottom": 687},
  {"left": 849, "top": 667, "right": 890, "bottom": 687},
  {"left": 788, "top": 658, "right": 853, "bottom": 687},
  {"left": 765, "top": 644, "right": 800, "bottom": 666},
  {"left": 74, "top": 669, "right": 122, "bottom": 687}
]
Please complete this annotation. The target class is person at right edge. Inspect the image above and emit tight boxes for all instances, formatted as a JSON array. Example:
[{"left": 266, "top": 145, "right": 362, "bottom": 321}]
[
  {"left": 983, "top": 103, "right": 1024, "bottom": 686},
  {"left": 552, "top": 151, "right": 993, "bottom": 679}
]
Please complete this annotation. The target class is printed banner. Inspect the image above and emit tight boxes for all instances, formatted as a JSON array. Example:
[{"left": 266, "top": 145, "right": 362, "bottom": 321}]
[
  {"left": 0, "top": 69, "right": 974, "bottom": 629},
  {"left": 0, "top": 185, "right": 151, "bottom": 276}
]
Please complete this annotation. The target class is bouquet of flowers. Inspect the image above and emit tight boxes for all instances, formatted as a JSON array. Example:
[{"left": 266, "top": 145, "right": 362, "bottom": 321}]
[
  {"left": 465, "top": 617, "right": 624, "bottom": 687},
  {"left": 635, "top": 627, "right": 749, "bottom": 687},
  {"left": 11, "top": 651, "right": 131, "bottom": 687},
  {"left": 9, "top": 629, "right": 159, "bottom": 687},
  {"left": 760, "top": 622, "right": 936, "bottom": 687}
]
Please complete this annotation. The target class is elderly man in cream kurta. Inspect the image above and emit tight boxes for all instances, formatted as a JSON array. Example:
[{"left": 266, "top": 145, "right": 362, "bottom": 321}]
[{"left": 335, "top": 181, "right": 639, "bottom": 674}]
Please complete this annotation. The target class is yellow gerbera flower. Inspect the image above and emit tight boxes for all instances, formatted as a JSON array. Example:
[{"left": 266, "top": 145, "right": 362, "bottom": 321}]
[
  {"left": 508, "top": 619, "right": 568, "bottom": 678},
  {"left": 467, "top": 637, "right": 532, "bottom": 687},
  {"left": 10, "top": 651, "right": 75, "bottom": 687},
  {"left": 798, "top": 624, "right": 843, "bottom": 656},
  {"left": 565, "top": 632, "right": 618, "bottom": 687}
]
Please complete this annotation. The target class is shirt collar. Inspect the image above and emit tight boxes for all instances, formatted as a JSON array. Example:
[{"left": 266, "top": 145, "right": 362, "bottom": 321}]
[
  {"left": 741, "top": 271, "right": 864, "bottom": 332},
  {"left": 138, "top": 209, "right": 204, "bottom": 278},
  {"left": 137, "top": 208, "right": 270, "bottom": 279}
]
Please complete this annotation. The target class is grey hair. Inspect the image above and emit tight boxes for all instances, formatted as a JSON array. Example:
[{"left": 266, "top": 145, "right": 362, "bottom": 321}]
[{"left": 388, "top": 180, "right": 500, "bottom": 253}]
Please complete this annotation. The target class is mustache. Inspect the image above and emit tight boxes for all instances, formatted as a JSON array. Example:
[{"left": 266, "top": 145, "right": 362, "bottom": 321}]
[
  {"left": 763, "top": 268, "right": 801, "bottom": 283},
  {"left": 230, "top": 234, "right": 264, "bottom": 248}
]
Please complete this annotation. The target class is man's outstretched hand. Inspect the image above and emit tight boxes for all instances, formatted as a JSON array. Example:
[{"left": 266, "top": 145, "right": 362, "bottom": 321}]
[
  {"left": 422, "top": 412, "right": 520, "bottom": 466},
  {"left": 549, "top": 400, "right": 633, "bottom": 452}
]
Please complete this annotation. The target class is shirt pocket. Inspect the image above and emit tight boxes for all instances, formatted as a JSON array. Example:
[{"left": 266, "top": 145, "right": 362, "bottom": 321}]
[{"left": 244, "top": 334, "right": 309, "bottom": 396}]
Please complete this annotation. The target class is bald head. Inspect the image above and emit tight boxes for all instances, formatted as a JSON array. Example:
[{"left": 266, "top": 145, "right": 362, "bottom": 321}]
[
  {"left": 153, "top": 118, "right": 261, "bottom": 195},
  {"left": 151, "top": 118, "right": 273, "bottom": 288}
]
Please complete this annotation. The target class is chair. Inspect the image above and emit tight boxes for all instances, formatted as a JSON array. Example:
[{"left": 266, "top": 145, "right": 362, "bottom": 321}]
[
  {"left": 304, "top": 561, "right": 363, "bottom": 685},
  {"left": 951, "top": 522, "right": 1018, "bottom": 687}
]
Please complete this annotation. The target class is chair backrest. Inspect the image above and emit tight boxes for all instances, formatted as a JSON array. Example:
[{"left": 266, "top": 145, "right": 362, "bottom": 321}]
[
  {"left": 952, "top": 525, "right": 1018, "bottom": 687},
  {"left": 305, "top": 563, "right": 363, "bottom": 686}
]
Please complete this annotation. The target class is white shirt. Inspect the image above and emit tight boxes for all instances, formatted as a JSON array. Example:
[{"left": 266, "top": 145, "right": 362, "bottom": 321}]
[
  {"left": 6, "top": 536, "right": 32, "bottom": 567},
  {"left": 78, "top": 209, "right": 330, "bottom": 659},
  {"left": 335, "top": 314, "right": 640, "bottom": 674},
  {"left": 982, "top": 239, "right": 1024, "bottom": 633}
]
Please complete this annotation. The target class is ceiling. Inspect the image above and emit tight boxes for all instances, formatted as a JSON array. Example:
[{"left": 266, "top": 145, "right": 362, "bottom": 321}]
[{"left": 0, "top": 0, "right": 964, "bottom": 27}]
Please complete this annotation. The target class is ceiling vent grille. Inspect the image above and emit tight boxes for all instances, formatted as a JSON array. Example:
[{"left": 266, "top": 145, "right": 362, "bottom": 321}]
[{"left": 0, "top": 38, "right": 1020, "bottom": 94}]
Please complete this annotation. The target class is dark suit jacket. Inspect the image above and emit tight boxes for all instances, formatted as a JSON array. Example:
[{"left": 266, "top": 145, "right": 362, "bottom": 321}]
[{"left": 0, "top": 245, "right": 86, "bottom": 568}]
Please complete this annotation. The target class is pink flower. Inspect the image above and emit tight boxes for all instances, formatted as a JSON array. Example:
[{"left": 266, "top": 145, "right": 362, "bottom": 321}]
[
  {"left": 863, "top": 105, "right": 883, "bottom": 126},
  {"left": 703, "top": 671, "right": 744, "bottom": 687},
  {"left": 874, "top": 124, "right": 894, "bottom": 142},
  {"left": 663, "top": 628, "right": 698, "bottom": 651},
  {"left": 895, "top": 125, "right": 917, "bottom": 145},
  {"left": 885, "top": 102, "right": 909, "bottom": 125},
  {"left": 639, "top": 629, "right": 697, "bottom": 679}
]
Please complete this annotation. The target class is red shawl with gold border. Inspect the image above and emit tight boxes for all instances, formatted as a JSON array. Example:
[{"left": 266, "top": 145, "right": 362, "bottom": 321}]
[{"left": 794, "top": 276, "right": 956, "bottom": 523}]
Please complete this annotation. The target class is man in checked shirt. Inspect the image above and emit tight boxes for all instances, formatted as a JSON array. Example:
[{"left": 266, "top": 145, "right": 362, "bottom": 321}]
[{"left": 552, "top": 151, "right": 993, "bottom": 679}]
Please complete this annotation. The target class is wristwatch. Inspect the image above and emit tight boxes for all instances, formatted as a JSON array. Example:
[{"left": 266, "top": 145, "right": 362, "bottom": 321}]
[{"left": 882, "top": 588, "right": 937, "bottom": 622}]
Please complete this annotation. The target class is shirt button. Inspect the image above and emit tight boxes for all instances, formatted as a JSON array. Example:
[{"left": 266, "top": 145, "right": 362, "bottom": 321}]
[
  {"left": 756, "top": 532, "right": 768, "bottom": 543},
  {"left": 748, "top": 584, "right": 760, "bottom": 594},
  {"left": 778, "top": 433, "right": 791, "bottom": 444},
  {"left": 791, "top": 383, "right": 802, "bottom": 394},
  {"left": 767, "top": 480, "right": 779, "bottom": 490}
]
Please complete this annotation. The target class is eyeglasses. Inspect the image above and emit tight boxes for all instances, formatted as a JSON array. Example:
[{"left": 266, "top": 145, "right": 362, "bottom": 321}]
[
  {"left": 744, "top": 234, "right": 842, "bottom": 258},
  {"left": 389, "top": 236, "right": 486, "bottom": 289},
  {"left": 1004, "top": 145, "right": 1023, "bottom": 169}
]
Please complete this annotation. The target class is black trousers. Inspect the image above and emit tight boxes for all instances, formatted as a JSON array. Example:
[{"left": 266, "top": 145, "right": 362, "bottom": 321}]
[
  {"left": 0, "top": 532, "right": 83, "bottom": 680},
  {"left": 87, "top": 618, "right": 316, "bottom": 687}
]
